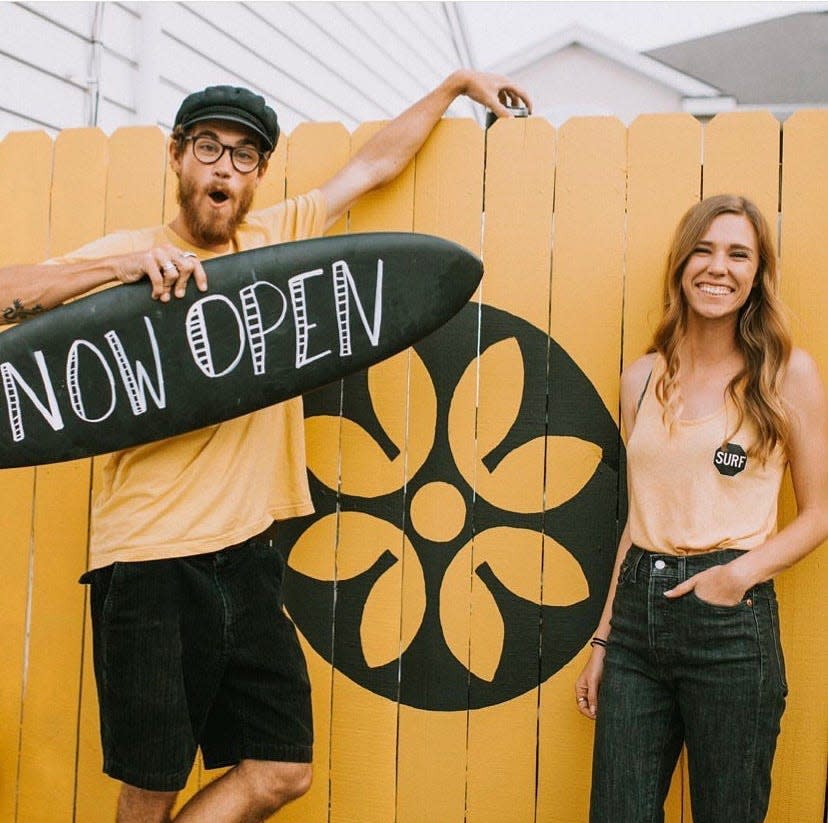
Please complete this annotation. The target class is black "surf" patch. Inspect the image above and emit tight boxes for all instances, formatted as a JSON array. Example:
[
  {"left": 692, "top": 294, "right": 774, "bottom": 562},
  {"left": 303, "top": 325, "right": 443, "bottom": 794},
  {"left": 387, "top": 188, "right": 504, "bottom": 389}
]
[{"left": 714, "top": 443, "right": 747, "bottom": 476}]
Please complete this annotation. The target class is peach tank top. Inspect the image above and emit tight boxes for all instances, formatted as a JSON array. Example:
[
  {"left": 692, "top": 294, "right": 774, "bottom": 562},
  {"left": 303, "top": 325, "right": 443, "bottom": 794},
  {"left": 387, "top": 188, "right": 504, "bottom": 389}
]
[{"left": 627, "top": 358, "right": 786, "bottom": 555}]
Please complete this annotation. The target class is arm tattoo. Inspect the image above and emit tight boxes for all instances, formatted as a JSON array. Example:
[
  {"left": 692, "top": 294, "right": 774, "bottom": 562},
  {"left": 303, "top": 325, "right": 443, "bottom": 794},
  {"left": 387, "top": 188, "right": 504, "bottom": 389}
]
[{"left": 2, "top": 299, "right": 45, "bottom": 323}]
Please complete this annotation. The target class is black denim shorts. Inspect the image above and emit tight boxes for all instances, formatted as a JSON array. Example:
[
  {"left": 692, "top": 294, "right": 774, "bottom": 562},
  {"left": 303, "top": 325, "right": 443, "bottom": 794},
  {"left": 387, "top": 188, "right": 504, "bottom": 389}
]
[{"left": 81, "top": 531, "right": 313, "bottom": 791}]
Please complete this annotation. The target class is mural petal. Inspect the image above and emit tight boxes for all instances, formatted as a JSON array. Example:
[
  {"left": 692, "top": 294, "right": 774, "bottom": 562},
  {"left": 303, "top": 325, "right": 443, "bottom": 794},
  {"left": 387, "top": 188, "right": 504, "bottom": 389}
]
[
  {"left": 474, "top": 527, "right": 588, "bottom": 606},
  {"left": 544, "top": 435, "right": 603, "bottom": 510},
  {"left": 475, "top": 434, "right": 602, "bottom": 513},
  {"left": 304, "top": 415, "right": 341, "bottom": 491},
  {"left": 541, "top": 535, "right": 590, "bottom": 605},
  {"left": 467, "top": 579, "right": 505, "bottom": 682},
  {"left": 286, "top": 514, "right": 338, "bottom": 580},
  {"left": 361, "top": 538, "right": 426, "bottom": 668},
  {"left": 367, "top": 351, "right": 409, "bottom": 453},
  {"left": 450, "top": 338, "right": 525, "bottom": 489},
  {"left": 336, "top": 418, "right": 404, "bottom": 497},
  {"left": 476, "top": 338, "right": 525, "bottom": 458},
  {"left": 336, "top": 511, "right": 406, "bottom": 579},
  {"left": 441, "top": 541, "right": 504, "bottom": 682}
]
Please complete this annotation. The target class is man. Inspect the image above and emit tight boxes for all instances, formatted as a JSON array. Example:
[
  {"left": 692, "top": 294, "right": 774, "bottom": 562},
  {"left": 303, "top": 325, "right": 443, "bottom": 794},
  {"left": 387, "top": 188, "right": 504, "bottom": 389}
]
[{"left": 0, "top": 70, "right": 530, "bottom": 822}]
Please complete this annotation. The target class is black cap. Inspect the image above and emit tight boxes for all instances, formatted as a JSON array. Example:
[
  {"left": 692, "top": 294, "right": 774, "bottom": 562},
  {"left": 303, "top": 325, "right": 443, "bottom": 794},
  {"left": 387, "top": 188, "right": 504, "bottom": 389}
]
[{"left": 174, "top": 86, "right": 279, "bottom": 151}]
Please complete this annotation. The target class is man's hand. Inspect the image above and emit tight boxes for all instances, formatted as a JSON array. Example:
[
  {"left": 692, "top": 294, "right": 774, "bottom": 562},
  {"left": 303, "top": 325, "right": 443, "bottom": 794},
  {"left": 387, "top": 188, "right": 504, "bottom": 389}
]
[
  {"left": 453, "top": 69, "right": 533, "bottom": 117},
  {"left": 112, "top": 245, "right": 208, "bottom": 302}
]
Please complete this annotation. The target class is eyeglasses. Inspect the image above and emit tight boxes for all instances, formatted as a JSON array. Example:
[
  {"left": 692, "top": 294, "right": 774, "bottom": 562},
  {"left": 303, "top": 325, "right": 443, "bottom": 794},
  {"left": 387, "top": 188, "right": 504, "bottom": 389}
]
[{"left": 184, "top": 135, "right": 266, "bottom": 174}]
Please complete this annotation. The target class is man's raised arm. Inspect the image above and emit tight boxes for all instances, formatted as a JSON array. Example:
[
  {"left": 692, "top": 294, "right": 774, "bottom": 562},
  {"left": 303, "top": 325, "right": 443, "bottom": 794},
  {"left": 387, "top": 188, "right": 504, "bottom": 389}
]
[{"left": 320, "top": 69, "right": 532, "bottom": 229}]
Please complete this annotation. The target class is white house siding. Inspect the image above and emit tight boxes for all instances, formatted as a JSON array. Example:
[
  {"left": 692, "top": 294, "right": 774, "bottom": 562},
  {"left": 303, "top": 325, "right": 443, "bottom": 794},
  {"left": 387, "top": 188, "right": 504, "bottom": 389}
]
[
  {"left": 512, "top": 44, "right": 684, "bottom": 125},
  {"left": 0, "top": 0, "right": 475, "bottom": 140}
]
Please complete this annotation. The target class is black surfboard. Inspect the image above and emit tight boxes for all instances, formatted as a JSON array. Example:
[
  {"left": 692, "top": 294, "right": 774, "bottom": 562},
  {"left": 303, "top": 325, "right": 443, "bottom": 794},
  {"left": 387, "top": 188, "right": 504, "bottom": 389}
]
[{"left": 0, "top": 232, "right": 482, "bottom": 468}]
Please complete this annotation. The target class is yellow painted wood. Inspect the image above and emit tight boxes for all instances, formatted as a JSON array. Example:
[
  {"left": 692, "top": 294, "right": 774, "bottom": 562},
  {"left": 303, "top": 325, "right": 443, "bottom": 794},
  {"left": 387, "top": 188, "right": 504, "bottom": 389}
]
[
  {"left": 321, "top": 121, "right": 415, "bottom": 823},
  {"left": 253, "top": 134, "right": 287, "bottom": 211},
  {"left": 702, "top": 111, "right": 780, "bottom": 221},
  {"left": 48, "top": 129, "right": 109, "bottom": 257},
  {"left": 394, "top": 118, "right": 485, "bottom": 823},
  {"left": 16, "top": 459, "right": 92, "bottom": 823},
  {"left": 15, "top": 128, "right": 106, "bottom": 823},
  {"left": 770, "top": 109, "right": 828, "bottom": 823},
  {"left": 285, "top": 122, "right": 350, "bottom": 236},
  {"left": 104, "top": 127, "right": 167, "bottom": 233},
  {"left": 277, "top": 121, "right": 350, "bottom": 823},
  {"left": 462, "top": 116, "right": 555, "bottom": 823},
  {"left": 0, "top": 462, "right": 36, "bottom": 823},
  {"left": 549, "top": 116, "right": 627, "bottom": 415},
  {"left": 480, "top": 117, "right": 556, "bottom": 330},
  {"left": 0, "top": 131, "right": 53, "bottom": 265},
  {"left": 0, "top": 129, "right": 51, "bottom": 823},
  {"left": 624, "top": 114, "right": 702, "bottom": 365},
  {"left": 412, "top": 119, "right": 484, "bottom": 254},
  {"left": 347, "top": 121, "right": 415, "bottom": 233},
  {"left": 534, "top": 116, "right": 628, "bottom": 823}
]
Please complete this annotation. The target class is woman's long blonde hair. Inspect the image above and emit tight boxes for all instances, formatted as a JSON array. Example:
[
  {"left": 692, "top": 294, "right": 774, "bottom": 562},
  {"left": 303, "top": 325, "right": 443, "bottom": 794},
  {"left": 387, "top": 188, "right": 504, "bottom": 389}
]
[{"left": 651, "top": 194, "right": 791, "bottom": 461}]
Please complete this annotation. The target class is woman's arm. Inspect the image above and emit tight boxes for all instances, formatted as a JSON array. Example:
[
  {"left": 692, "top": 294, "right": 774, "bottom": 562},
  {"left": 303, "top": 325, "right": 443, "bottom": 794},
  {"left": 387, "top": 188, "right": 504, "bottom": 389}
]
[
  {"left": 665, "top": 347, "right": 828, "bottom": 603},
  {"left": 574, "top": 521, "right": 631, "bottom": 718}
]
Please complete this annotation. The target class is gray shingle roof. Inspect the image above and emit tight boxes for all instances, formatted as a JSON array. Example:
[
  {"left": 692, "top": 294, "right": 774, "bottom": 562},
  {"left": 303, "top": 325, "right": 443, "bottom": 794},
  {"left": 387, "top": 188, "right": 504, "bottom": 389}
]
[{"left": 646, "top": 12, "right": 828, "bottom": 104}]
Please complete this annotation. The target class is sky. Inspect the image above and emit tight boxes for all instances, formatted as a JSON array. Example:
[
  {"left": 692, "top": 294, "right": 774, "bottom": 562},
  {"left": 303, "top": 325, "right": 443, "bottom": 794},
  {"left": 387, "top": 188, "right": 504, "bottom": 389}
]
[{"left": 458, "top": 1, "right": 828, "bottom": 67}]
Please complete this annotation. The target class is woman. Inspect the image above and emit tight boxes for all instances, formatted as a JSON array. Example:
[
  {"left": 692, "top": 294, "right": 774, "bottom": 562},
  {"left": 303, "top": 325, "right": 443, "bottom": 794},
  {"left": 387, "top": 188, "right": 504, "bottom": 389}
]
[{"left": 575, "top": 194, "right": 828, "bottom": 822}]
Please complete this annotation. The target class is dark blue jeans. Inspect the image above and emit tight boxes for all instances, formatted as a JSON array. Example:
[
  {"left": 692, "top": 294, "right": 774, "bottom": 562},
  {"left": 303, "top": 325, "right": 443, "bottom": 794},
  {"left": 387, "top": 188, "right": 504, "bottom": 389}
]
[{"left": 590, "top": 546, "right": 787, "bottom": 823}]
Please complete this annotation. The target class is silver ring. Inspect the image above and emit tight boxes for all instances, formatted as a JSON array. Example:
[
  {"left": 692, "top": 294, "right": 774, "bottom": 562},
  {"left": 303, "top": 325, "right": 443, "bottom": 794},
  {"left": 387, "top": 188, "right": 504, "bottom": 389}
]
[
  {"left": 577, "top": 697, "right": 587, "bottom": 704},
  {"left": 162, "top": 260, "right": 177, "bottom": 272},
  {"left": 180, "top": 252, "right": 198, "bottom": 259}
]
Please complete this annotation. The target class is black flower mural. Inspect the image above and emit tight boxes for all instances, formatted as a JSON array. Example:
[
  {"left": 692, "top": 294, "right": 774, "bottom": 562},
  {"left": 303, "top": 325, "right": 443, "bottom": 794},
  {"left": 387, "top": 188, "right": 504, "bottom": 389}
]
[{"left": 275, "top": 303, "right": 624, "bottom": 710}]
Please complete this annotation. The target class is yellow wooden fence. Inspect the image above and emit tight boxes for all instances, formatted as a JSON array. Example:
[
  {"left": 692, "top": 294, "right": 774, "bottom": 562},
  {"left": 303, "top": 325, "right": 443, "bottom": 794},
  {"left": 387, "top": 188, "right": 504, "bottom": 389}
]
[{"left": 1, "top": 111, "right": 826, "bottom": 822}]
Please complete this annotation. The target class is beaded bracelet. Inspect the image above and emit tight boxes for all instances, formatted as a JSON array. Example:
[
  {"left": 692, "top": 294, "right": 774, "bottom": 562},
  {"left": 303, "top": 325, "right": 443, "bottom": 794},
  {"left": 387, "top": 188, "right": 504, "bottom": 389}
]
[{"left": 589, "top": 636, "right": 608, "bottom": 649}]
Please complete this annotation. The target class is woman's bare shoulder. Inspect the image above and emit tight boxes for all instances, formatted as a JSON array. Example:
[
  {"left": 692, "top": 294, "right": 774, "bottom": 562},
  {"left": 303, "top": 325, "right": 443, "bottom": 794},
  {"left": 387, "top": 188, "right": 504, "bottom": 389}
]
[
  {"left": 619, "top": 352, "right": 658, "bottom": 433},
  {"left": 781, "top": 347, "right": 825, "bottom": 400},
  {"left": 621, "top": 352, "right": 658, "bottom": 399}
]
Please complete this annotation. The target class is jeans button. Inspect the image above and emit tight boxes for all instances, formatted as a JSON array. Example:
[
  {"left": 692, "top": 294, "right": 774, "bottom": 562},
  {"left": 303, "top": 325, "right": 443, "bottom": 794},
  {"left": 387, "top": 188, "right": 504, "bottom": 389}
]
[{"left": 654, "top": 559, "right": 666, "bottom": 570}]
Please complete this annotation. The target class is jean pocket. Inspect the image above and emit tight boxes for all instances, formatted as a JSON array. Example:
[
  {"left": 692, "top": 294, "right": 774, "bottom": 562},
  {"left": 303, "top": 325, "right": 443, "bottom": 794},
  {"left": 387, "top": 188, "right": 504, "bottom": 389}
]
[
  {"left": 688, "top": 589, "right": 749, "bottom": 612},
  {"left": 100, "top": 562, "right": 129, "bottom": 623},
  {"left": 616, "top": 556, "right": 634, "bottom": 586}
]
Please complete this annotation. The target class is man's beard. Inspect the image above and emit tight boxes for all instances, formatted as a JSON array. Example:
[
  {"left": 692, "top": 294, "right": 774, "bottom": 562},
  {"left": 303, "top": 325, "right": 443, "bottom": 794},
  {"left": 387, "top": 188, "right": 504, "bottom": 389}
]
[{"left": 176, "top": 177, "right": 255, "bottom": 248}]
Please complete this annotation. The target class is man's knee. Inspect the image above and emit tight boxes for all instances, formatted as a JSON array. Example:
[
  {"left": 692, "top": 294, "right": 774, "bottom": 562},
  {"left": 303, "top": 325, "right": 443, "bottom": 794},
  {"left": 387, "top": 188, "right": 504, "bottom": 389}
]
[
  {"left": 237, "top": 759, "right": 313, "bottom": 810},
  {"left": 117, "top": 783, "right": 178, "bottom": 823}
]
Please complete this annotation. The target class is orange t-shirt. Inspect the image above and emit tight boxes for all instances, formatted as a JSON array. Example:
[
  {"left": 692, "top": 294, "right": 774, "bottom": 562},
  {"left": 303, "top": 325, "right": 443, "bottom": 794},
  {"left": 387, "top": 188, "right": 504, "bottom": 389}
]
[{"left": 51, "top": 191, "right": 328, "bottom": 569}]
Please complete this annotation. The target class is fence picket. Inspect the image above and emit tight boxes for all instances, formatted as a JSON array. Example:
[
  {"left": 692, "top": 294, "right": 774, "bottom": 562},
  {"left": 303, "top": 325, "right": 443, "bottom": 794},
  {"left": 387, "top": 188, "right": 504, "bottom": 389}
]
[
  {"left": 535, "top": 116, "right": 627, "bottom": 823},
  {"left": 0, "top": 129, "right": 52, "bottom": 823},
  {"left": 14, "top": 128, "right": 106, "bottom": 823},
  {"left": 773, "top": 109, "right": 828, "bottom": 823}
]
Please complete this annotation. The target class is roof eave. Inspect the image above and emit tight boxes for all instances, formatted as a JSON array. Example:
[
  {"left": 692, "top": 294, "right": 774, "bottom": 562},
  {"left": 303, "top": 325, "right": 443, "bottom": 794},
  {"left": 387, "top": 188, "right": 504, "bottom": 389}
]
[{"left": 490, "top": 23, "right": 721, "bottom": 98}]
